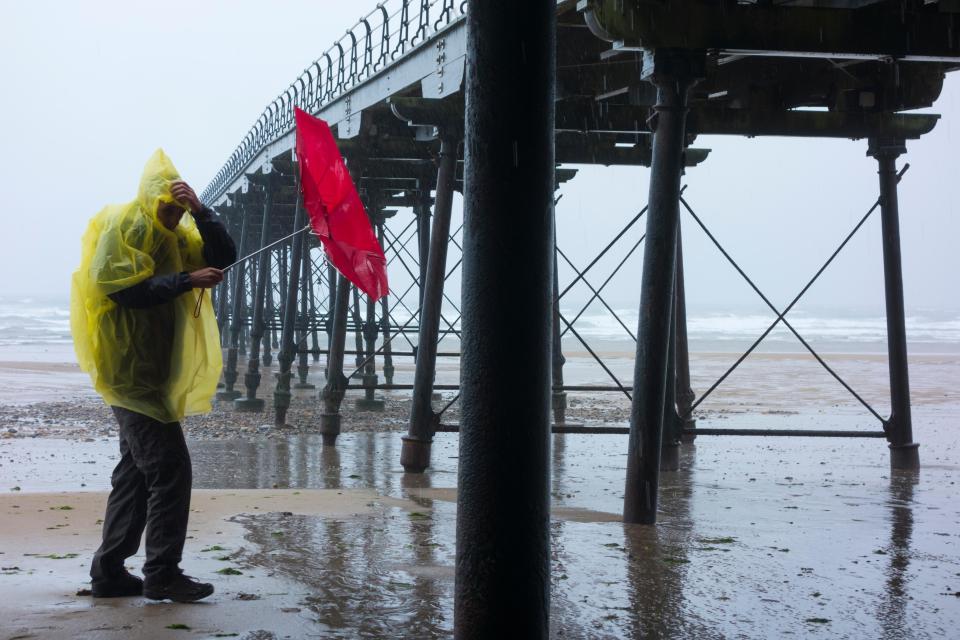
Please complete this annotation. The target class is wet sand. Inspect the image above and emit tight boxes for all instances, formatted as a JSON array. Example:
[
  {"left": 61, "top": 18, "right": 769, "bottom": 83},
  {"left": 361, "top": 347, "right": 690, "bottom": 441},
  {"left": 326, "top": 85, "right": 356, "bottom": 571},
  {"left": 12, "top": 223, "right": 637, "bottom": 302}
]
[{"left": 1, "top": 346, "right": 959, "bottom": 638}]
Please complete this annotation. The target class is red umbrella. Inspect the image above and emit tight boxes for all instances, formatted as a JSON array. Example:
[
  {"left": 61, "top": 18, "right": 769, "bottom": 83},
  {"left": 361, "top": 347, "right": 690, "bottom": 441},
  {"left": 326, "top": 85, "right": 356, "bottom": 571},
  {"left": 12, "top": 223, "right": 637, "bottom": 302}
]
[{"left": 294, "top": 107, "right": 388, "bottom": 301}]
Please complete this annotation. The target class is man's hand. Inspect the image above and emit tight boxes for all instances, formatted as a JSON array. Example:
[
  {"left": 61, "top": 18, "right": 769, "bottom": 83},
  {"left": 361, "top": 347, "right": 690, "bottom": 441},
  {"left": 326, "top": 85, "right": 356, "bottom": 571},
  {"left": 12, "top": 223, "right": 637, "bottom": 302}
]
[
  {"left": 171, "top": 181, "right": 203, "bottom": 214},
  {"left": 188, "top": 268, "right": 224, "bottom": 289}
]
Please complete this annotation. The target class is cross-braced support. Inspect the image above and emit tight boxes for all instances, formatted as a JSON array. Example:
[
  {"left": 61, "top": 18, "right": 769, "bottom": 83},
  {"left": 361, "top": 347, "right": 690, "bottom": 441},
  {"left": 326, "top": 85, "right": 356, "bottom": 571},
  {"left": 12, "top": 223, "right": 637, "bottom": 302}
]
[
  {"left": 402, "top": 134, "right": 458, "bottom": 473},
  {"left": 869, "top": 136, "right": 920, "bottom": 471},
  {"left": 624, "top": 50, "right": 702, "bottom": 525}
]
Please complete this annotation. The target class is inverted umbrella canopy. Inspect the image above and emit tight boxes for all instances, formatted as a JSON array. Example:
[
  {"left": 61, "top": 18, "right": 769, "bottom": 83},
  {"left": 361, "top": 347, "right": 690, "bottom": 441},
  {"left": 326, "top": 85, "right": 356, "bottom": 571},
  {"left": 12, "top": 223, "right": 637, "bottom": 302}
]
[{"left": 294, "top": 107, "right": 388, "bottom": 301}]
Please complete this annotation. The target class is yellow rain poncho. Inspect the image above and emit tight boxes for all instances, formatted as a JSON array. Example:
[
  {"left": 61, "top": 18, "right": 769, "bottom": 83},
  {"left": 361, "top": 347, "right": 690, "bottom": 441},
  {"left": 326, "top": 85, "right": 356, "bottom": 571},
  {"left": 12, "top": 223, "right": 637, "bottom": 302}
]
[{"left": 70, "top": 149, "right": 222, "bottom": 423}]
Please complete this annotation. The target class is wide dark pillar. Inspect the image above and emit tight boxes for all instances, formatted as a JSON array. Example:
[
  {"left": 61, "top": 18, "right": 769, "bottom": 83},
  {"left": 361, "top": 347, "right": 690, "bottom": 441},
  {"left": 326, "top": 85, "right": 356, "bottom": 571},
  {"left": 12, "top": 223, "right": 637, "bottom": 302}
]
[
  {"left": 402, "top": 134, "right": 457, "bottom": 473},
  {"left": 455, "top": 1, "right": 555, "bottom": 637},
  {"left": 237, "top": 181, "right": 274, "bottom": 412},
  {"left": 868, "top": 137, "right": 919, "bottom": 470},
  {"left": 623, "top": 50, "right": 702, "bottom": 525},
  {"left": 274, "top": 197, "right": 307, "bottom": 427},
  {"left": 217, "top": 198, "right": 252, "bottom": 402}
]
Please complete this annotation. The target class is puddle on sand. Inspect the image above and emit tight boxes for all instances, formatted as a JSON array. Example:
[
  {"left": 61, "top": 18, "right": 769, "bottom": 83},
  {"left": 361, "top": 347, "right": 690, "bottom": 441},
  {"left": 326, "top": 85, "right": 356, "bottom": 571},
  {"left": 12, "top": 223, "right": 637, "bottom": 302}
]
[{"left": 2, "top": 417, "right": 959, "bottom": 638}]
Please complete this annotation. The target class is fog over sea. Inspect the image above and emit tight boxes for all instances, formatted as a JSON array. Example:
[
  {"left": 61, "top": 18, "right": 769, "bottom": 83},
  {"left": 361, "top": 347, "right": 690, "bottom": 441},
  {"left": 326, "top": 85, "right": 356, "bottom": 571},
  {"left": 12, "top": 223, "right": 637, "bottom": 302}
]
[{"left": 3, "top": 295, "right": 959, "bottom": 356}]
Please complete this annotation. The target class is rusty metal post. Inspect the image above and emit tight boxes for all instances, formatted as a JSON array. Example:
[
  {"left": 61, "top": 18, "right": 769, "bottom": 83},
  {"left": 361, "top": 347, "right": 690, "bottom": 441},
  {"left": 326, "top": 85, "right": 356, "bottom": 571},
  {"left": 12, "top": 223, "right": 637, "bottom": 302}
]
[
  {"left": 455, "top": 1, "right": 555, "bottom": 636},
  {"left": 274, "top": 197, "right": 306, "bottom": 427},
  {"left": 623, "top": 51, "right": 701, "bottom": 525},
  {"left": 237, "top": 182, "right": 274, "bottom": 411},
  {"left": 402, "top": 135, "right": 457, "bottom": 473},
  {"left": 675, "top": 229, "right": 697, "bottom": 443},
  {"left": 868, "top": 137, "right": 920, "bottom": 470},
  {"left": 295, "top": 247, "right": 316, "bottom": 390},
  {"left": 217, "top": 198, "right": 251, "bottom": 401},
  {"left": 320, "top": 272, "right": 351, "bottom": 446}
]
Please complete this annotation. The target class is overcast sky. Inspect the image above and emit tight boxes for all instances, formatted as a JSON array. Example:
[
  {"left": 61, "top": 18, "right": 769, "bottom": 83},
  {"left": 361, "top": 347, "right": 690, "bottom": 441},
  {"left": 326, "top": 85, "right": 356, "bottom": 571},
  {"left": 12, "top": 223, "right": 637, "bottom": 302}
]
[{"left": 1, "top": 1, "right": 957, "bottom": 316}]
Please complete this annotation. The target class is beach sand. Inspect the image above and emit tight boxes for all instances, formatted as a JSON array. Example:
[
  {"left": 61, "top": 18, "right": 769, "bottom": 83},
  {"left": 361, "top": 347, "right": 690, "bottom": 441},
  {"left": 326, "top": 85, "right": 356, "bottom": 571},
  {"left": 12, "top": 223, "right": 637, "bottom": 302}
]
[{"left": 1, "top": 344, "right": 958, "bottom": 638}]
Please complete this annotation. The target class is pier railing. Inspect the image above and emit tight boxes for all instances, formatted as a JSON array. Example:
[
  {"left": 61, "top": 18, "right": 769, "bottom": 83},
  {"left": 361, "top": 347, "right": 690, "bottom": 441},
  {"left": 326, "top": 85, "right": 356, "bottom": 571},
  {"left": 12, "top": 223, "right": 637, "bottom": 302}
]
[{"left": 200, "top": 0, "right": 466, "bottom": 204}]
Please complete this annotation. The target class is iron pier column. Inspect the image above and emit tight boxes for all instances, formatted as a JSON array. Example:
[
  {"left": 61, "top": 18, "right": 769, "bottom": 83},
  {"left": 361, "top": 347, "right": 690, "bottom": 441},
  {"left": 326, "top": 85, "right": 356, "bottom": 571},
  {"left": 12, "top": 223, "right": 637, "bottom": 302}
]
[
  {"left": 660, "top": 284, "right": 680, "bottom": 472},
  {"left": 274, "top": 197, "right": 306, "bottom": 427},
  {"left": 402, "top": 134, "right": 457, "bottom": 473},
  {"left": 675, "top": 231, "right": 697, "bottom": 443},
  {"left": 325, "top": 263, "right": 337, "bottom": 379},
  {"left": 308, "top": 257, "right": 321, "bottom": 363},
  {"left": 551, "top": 223, "right": 578, "bottom": 428},
  {"left": 356, "top": 201, "right": 385, "bottom": 411},
  {"left": 263, "top": 272, "right": 274, "bottom": 368},
  {"left": 356, "top": 281, "right": 386, "bottom": 410},
  {"left": 868, "top": 137, "right": 919, "bottom": 470},
  {"left": 217, "top": 199, "right": 251, "bottom": 401},
  {"left": 416, "top": 193, "right": 433, "bottom": 310},
  {"left": 236, "top": 182, "right": 274, "bottom": 412},
  {"left": 623, "top": 50, "right": 702, "bottom": 525},
  {"left": 455, "top": 1, "right": 555, "bottom": 637},
  {"left": 320, "top": 272, "right": 351, "bottom": 446},
  {"left": 377, "top": 220, "right": 395, "bottom": 385},
  {"left": 217, "top": 265, "right": 231, "bottom": 348},
  {"left": 295, "top": 247, "right": 316, "bottom": 389},
  {"left": 351, "top": 285, "right": 365, "bottom": 378}
]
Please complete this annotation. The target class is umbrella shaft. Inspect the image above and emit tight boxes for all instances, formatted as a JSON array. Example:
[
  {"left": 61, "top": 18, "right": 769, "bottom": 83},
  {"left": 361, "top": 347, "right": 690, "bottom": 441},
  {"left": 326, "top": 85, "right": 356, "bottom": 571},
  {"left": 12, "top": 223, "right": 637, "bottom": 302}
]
[{"left": 224, "top": 224, "right": 312, "bottom": 272}]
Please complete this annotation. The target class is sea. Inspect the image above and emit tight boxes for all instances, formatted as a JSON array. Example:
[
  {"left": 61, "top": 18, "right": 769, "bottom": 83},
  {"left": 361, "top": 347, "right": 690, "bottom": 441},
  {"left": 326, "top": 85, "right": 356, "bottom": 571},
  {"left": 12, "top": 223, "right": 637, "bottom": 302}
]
[{"left": 2, "top": 295, "right": 959, "bottom": 356}]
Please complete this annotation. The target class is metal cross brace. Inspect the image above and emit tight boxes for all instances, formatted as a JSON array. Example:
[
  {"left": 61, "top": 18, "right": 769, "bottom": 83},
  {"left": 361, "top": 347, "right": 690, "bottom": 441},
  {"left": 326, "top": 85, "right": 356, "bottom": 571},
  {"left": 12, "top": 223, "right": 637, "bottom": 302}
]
[
  {"left": 678, "top": 166, "right": 910, "bottom": 425},
  {"left": 560, "top": 233, "right": 646, "bottom": 337}
]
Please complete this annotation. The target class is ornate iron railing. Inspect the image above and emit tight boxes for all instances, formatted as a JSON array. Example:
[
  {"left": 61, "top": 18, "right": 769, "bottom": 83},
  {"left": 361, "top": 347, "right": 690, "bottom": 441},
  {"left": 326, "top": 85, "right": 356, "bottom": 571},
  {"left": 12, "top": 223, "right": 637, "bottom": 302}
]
[{"left": 201, "top": 0, "right": 467, "bottom": 204}]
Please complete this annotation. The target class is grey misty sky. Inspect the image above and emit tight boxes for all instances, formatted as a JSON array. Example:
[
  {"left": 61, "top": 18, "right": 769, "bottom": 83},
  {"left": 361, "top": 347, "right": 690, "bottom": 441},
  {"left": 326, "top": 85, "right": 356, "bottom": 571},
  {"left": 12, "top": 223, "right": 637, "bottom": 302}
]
[{"left": 0, "top": 1, "right": 956, "bottom": 315}]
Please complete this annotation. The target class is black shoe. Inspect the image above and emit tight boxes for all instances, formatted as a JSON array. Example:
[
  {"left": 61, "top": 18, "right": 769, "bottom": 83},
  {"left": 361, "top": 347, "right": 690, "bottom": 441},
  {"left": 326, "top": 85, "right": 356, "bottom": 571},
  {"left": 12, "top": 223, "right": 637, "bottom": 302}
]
[
  {"left": 143, "top": 574, "right": 214, "bottom": 603},
  {"left": 91, "top": 571, "right": 144, "bottom": 598}
]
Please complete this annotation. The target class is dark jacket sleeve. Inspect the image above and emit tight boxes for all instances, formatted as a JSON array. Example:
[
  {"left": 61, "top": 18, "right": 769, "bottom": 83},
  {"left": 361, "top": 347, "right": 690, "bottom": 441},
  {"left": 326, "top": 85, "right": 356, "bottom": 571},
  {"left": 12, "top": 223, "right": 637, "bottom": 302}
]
[
  {"left": 108, "top": 272, "right": 193, "bottom": 309},
  {"left": 192, "top": 206, "right": 238, "bottom": 269},
  {"left": 108, "top": 206, "right": 237, "bottom": 309}
]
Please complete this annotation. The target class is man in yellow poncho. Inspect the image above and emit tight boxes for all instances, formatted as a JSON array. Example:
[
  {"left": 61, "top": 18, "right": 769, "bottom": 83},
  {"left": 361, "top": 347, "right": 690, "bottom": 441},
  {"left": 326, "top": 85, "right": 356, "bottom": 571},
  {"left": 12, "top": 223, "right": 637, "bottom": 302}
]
[{"left": 71, "top": 150, "right": 236, "bottom": 602}]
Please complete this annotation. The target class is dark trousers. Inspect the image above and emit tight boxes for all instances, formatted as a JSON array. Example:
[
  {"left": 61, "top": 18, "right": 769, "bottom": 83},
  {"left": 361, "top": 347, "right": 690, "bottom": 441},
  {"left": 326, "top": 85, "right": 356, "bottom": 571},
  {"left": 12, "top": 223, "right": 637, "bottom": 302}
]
[{"left": 90, "top": 406, "right": 192, "bottom": 584}]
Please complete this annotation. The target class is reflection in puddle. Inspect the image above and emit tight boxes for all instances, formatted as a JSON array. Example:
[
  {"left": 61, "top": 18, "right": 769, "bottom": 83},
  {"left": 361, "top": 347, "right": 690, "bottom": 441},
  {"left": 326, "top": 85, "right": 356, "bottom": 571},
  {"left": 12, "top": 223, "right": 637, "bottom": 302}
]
[
  {"left": 198, "top": 435, "right": 958, "bottom": 639},
  {"left": 2, "top": 429, "right": 958, "bottom": 638}
]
